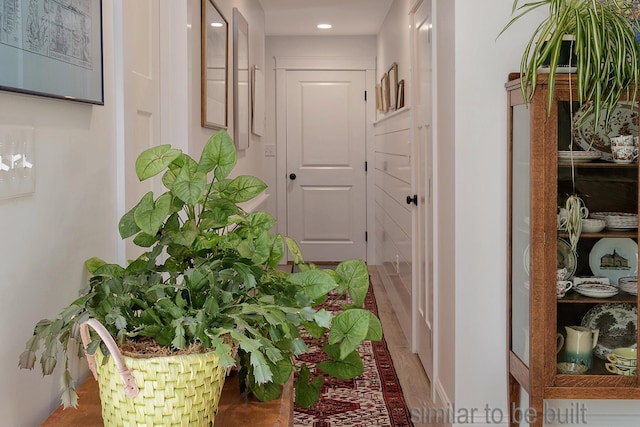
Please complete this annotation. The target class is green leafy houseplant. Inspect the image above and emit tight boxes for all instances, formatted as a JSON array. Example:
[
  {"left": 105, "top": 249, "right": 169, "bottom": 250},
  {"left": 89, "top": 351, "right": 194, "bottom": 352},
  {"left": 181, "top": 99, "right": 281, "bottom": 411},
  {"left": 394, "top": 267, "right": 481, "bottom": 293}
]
[
  {"left": 501, "top": 0, "right": 640, "bottom": 126},
  {"left": 18, "top": 130, "right": 382, "bottom": 410}
]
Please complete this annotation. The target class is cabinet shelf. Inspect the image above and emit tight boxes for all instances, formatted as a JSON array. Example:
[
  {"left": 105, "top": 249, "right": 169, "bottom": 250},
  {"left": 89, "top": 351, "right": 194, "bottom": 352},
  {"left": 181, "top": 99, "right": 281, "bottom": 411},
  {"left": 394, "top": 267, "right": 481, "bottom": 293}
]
[
  {"left": 558, "top": 161, "right": 638, "bottom": 169},
  {"left": 558, "top": 231, "right": 638, "bottom": 239},
  {"left": 558, "top": 291, "right": 638, "bottom": 304}
]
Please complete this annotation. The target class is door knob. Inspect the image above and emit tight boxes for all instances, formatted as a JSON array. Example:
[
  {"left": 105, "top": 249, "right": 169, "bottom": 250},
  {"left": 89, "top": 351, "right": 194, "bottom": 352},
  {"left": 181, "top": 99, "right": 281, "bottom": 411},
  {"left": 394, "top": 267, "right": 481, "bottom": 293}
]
[
  {"left": 289, "top": 173, "right": 297, "bottom": 180},
  {"left": 406, "top": 195, "right": 418, "bottom": 205}
]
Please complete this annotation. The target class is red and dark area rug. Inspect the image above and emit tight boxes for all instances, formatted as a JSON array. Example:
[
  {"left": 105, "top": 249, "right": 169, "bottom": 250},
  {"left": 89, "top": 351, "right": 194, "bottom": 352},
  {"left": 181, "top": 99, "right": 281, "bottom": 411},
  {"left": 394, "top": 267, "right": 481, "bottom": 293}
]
[{"left": 294, "top": 284, "right": 413, "bottom": 427}]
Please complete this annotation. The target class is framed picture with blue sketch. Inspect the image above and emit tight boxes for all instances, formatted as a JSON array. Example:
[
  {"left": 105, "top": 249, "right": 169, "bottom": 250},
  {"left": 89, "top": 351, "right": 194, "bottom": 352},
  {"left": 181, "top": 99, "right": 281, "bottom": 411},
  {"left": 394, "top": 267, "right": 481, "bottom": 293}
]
[{"left": 0, "top": 0, "right": 104, "bottom": 105}]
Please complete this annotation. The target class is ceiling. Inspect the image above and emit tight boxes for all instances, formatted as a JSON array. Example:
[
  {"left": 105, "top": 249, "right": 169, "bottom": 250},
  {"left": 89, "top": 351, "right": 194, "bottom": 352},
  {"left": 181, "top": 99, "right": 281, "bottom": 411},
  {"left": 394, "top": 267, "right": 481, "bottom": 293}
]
[{"left": 258, "top": 0, "right": 393, "bottom": 36}]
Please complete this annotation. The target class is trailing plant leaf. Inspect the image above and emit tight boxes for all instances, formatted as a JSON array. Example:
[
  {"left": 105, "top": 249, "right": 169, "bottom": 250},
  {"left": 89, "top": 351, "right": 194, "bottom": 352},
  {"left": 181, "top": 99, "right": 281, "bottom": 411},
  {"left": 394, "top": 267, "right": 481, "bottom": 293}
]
[
  {"left": 335, "top": 259, "right": 370, "bottom": 307},
  {"left": 501, "top": 0, "right": 640, "bottom": 129},
  {"left": 328, "top": 308, "right": 371, "bottom": 359},
  {"left": 317, "top": 344, "right": 364, "bottom": 379},
  {"left": 295, "top": 365, "right": 323, "bottom": 408}
]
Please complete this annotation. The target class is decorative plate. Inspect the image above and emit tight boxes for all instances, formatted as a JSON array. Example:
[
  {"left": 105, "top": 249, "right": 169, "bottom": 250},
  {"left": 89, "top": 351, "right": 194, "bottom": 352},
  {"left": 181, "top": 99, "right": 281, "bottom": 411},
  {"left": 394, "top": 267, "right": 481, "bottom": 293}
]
[
  {"left": 574, "top": 283, "right": 619, "bottom": 298},
  {"left": 589, "top": 238, "right": 638, "bottom": 285},
  {"left": 557, "top": 150, "right": 602, "bottom": 163},
  {"left": 558, "top": 238, "right": 577, "bottom": 280},
  {"left": 523, "top": 244, "right": 530, "bottom": 277},
  {"left": 572, "top": 276, "right": 610, "bottom": 286},
  {"left": 572, "top": 101, "right": 639, "bottom": 161},
  {"left": 581, "top": 303, "right": 638, "bottom": 359}
]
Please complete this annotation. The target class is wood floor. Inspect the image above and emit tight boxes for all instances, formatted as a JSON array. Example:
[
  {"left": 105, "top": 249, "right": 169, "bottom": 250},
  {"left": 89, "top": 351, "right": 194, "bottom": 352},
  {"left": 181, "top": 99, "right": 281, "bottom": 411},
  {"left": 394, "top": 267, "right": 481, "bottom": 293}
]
[{"left": 369, "top": 266, "right": 445, "bottom": 427}]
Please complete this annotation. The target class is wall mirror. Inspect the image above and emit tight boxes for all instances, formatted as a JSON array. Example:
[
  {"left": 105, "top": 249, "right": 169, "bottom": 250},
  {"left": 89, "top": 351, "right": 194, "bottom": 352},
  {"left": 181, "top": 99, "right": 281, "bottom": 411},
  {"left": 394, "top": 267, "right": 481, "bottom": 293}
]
[
  {"left": 233, "top": 8, "right": 250, "bottom": 150},
  {"left": 201, "top": 0, "right": 228, "bottom": 129}
]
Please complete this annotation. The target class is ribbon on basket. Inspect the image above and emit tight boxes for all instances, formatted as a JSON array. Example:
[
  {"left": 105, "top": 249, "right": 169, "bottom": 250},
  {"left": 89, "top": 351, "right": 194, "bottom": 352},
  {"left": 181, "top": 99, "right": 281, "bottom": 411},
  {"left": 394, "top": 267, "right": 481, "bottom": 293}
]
[{"left": 80, "top": 319, "right": 139, "bottom": 398}]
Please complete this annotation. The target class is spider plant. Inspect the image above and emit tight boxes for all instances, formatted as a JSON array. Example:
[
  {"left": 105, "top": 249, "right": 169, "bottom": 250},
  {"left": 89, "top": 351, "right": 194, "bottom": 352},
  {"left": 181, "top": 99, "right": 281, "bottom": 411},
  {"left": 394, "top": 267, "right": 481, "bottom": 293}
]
[{"left": 500, "top": 0, "right": 640, "bottom": 128}]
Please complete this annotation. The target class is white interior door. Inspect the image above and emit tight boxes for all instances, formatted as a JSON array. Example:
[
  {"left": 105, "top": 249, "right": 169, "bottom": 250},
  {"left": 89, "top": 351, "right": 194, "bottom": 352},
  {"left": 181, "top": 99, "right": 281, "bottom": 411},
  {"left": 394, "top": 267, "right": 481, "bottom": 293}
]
[
  {"left": 121, "top": 0, "right": 161, "bottom": 261},
  {"left": 285, "top": 70, "right": 367, "bottom": 262},
  {"left": 413, "top": 0, "right": 434, "bottom": 381}
]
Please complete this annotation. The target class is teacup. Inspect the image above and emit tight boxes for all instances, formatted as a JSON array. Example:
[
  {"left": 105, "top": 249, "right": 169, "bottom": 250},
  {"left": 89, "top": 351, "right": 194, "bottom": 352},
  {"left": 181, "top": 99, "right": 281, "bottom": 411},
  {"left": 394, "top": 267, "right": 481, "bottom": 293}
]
[
  {"left": 605, "top": 363, "right": 637, "bottom": 376},
  {"left": 606, "top": 347, "right": 637, "bottom": 367},
  {"left": 557, "top": 268, "right": 568, "bottom": 281},
  {"left": 611, "top": 135, "right": 635, "bottom": 148},
  {"left": 556, "top": 280, "right": 573, "bottom": 298},
  {"left": 611, "top": 145, "right": 638, "bottom": 164},
  {"left": 557, "top": 214, "right": 568, "bottom": 230}
]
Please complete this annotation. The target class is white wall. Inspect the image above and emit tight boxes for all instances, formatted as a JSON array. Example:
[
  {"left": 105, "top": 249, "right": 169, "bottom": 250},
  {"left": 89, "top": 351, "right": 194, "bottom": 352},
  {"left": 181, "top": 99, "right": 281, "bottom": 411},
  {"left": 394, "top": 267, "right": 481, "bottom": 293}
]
[
  {"left": 373, "top": 0, "right": 413, "bottom": 343},
  {"left": 452, "top": 0, "right": 532, "bottom": 420},
  {"left": 0, "top": 2, "right": 117, "bottom": 425},
  {"left": 434, "top": 0, "right": 457, "bottom": 410}
]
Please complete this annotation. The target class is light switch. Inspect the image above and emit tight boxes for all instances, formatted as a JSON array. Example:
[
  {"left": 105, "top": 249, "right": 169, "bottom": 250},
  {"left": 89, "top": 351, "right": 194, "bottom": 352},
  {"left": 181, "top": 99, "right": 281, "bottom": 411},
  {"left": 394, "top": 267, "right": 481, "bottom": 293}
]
[
  {"left": 0, "top": 126, "right": 35, "bottom": 200},
  {"left": 264, "top": 144, "right": 276, "bottom": 157}
]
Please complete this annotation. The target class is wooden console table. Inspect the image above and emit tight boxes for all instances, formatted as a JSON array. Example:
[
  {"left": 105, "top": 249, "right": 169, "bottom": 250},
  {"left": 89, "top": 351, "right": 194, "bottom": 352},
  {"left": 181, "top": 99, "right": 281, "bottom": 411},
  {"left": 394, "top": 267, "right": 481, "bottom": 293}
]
[{"left": 41, "top": 372, "right": 293, "bottom": 426}]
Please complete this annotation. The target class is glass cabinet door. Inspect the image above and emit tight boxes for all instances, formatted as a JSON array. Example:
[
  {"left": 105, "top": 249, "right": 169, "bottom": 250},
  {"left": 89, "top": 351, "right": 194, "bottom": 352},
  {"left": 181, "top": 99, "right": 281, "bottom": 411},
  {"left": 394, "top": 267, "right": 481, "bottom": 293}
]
[{"left": 511, "top": 103, "right": 531, "bottom": 366}]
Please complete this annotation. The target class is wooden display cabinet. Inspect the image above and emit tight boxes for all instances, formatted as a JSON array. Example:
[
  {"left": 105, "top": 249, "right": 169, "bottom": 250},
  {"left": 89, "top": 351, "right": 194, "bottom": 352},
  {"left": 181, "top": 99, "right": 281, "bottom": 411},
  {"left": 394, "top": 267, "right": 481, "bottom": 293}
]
[{"left": 507, "top": 74, "right": 640, "bottom": 427}]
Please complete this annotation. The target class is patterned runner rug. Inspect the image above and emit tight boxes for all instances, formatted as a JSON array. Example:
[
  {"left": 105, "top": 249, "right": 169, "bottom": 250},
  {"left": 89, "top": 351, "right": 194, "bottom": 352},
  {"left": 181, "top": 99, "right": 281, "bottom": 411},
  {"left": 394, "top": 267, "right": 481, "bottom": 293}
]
[{"left": 294, "top": 283, "right": 413, "bottom": 427}]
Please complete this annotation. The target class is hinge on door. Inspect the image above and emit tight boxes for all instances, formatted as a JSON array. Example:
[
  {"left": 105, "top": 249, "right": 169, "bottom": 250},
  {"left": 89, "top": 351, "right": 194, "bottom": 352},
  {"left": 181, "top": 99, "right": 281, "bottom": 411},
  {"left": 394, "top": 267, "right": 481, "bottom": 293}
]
[
  {"left": 365, "top": 231, "right": 368, "bottom": 242},
  {"left": 364, "top": 91, "right": 367, "bottom": 101},
  {"left": 365, "top": 161, "right": 368, "bottom": 172}
]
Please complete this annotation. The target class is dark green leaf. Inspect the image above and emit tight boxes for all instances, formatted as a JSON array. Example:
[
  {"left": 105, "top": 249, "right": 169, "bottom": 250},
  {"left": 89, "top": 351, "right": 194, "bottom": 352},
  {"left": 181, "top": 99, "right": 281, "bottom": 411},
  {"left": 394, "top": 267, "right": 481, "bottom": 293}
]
[
  {"left": 317, "top": 344, "right": 364, "bottom": 379},
  {"left": 118, "top": 203, "right": 141, "bottom": 239},
  {"left": 133, "top": 232, "right": 157, "bottom": 247},
  {"left": 295, "top": 365, "right": 323, "bottom": 408}
]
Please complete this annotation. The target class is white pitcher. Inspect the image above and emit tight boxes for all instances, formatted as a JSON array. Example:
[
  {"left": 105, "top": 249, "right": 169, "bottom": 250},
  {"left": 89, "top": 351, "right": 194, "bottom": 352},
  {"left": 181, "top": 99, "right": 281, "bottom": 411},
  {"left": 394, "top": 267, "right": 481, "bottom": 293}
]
[{"left": 557, "top": 326, "right": 599, "bottom": 369}]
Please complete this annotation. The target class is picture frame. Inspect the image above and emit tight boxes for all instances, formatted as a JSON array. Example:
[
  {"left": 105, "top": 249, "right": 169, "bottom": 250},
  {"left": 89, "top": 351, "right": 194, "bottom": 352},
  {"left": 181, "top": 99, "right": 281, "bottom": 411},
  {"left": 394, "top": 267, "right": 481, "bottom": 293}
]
[
  {"left": 233, "top": 8, "right": 250, "bottom": 150},
  {"left": 397, "top": 79, "right": 405, "bottom": 109},
  {"left": 201, "top": 0, "right": 228, "bottom": 129},
  {"left": 0, "top": 0, "right": 104, "bottom": 105},
  {"left": 382, "top": 73, "right": 389, "bottom": 112},
  {"left": 387, "top": 62, "right": 398, "bottom": 112},
  {"left": 376, "top": 83, "right": 383, "bottom": 111},
  {"left": 251, "top": 65, "right": 264, "bottom": 136}
]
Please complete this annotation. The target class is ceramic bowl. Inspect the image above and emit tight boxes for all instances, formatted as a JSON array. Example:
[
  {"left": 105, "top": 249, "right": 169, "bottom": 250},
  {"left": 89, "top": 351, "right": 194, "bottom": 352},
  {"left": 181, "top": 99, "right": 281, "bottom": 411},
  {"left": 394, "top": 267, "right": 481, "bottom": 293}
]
[
  {"left": 581, "top": 218, "right": 606, "bottom": 233},
  {"left": 557, "top": 361, "right": 589, "bottom": 375}
]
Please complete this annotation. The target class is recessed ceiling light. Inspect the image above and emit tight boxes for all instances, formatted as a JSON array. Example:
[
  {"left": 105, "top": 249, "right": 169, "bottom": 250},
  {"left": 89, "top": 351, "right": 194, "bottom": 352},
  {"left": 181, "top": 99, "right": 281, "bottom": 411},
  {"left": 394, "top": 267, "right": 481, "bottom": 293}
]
[
  {"left": 317, "top": 24, "right": 332, "bottom": 30},
  {"left": 211, "top": 22, "right": 223, "bottom": 27}
]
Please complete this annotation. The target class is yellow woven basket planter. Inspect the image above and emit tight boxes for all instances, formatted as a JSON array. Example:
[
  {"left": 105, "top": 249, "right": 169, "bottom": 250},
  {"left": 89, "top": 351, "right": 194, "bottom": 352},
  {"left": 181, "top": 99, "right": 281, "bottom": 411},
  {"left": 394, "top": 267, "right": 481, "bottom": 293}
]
[{"left": 81, "top": 319, "right": 226, "bottom": 427}]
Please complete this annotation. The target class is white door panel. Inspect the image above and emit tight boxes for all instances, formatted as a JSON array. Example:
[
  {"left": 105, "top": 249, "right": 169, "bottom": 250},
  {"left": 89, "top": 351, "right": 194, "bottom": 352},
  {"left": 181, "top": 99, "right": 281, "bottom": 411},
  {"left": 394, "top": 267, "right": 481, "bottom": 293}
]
[
  {"left": 122, "top": 0, "right": 160, "bottom": 260},
  {"left": 412, "top": 0, "right": 434, "bottom": 383},
  {"left": 286, "top": 70, "right": 367, "bottom": 262}
]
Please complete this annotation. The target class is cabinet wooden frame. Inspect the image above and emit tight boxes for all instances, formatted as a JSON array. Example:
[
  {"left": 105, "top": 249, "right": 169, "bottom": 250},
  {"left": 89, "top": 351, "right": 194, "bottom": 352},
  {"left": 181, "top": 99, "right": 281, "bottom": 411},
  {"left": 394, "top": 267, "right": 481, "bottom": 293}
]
[{"left": 507, "top": 74, "right": 640, "bottom": 427}]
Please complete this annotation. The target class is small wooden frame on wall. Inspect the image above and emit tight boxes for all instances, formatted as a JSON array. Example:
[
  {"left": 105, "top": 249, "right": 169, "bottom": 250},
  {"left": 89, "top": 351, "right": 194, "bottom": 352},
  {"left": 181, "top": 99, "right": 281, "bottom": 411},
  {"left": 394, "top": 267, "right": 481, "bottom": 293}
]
[
  {"left": 396, "top": 79, "right": 405, "bottom": 109},
  {"left": 387, "top": 62, "right": 398, "bottom": 112},
  {"left": 0, "top": 0, "right": 104, "bottom": 104},
  {"left": 201, "top": 0, "right": 228, "bottom": 129},
  {"left": 233, "top": 8, "right": 250, "bottom": 150},
  {"left": 382, "top": 73, "right": 389, "bottom": 112},
  {"left": 251, "top": 65, "right": 264, "bottom": 136}
]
